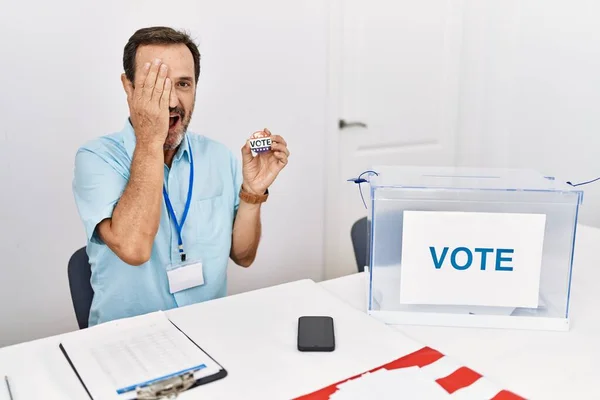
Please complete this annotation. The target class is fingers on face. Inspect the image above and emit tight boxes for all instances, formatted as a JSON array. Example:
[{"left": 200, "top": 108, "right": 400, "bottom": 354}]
[
  {"left": 134, "top": 62, "right": 150, "bottom": 93},
  {"left": 160, "top": 78, "right": 172, "bottom": 109},
  {"left": 153, "top": 63, "right": 168, "bottom": 101},
  {"left": 133, "top": 59, "right": 171, "bottom": 105},
  {"left": 142, "top": 59, "right": 163, "bottom": 100},
  {"left": 169, "top": 82, "right": 178, "bottom": 107}
]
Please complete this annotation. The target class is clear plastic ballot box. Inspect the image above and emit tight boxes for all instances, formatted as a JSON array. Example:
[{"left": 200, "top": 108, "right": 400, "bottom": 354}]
[{"left": 363, "top": 166, "right": 583, "bottom": 331}]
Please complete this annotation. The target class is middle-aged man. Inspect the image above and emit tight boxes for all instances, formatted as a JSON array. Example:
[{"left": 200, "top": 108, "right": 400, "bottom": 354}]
[{"left": 72, "top": 26, "right": 290, "bottom": 327}]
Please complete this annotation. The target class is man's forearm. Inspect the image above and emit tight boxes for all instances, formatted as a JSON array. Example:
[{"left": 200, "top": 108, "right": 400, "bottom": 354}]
[
  {"left": 230, "top": 201, "right": 262, "bottom": 267},
  {"left": 100, "top": 142, "right": 164, "bottom": 264}
]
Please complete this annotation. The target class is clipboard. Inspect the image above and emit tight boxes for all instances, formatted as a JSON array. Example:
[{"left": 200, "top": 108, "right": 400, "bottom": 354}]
[{"left": 59, "top": 314, "right": 227, "bottom": 399}]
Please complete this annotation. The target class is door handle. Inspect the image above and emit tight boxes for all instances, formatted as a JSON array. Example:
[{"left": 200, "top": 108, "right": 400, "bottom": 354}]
[{"left": 339, "top": 119, "right": 367, "bottom": 129}]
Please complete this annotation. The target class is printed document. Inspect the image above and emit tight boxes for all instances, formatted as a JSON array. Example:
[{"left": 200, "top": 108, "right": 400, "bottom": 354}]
[{"left": 60, "top": 311, "right": 221, "bottom": 399}]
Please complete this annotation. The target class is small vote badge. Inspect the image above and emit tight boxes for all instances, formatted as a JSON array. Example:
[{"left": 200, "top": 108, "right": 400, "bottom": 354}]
[{"left": 248, "top": 130, "right": 272, "bottom": 154}]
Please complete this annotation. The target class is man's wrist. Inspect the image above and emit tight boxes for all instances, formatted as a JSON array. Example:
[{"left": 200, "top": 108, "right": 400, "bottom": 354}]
[
  {"left": 135, "top": 140, "right": 164, "bottom": 155},
  {"left": 241, "top": 182, "right": 266, "bottom": 196},
  {"left": 239, "top": 184, "right": 269, "bottom": 204}
]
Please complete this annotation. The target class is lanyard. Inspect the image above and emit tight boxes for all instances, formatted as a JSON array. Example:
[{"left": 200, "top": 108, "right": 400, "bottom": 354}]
[{"left": 163, "top": 136, "right": 194, "bottom": 262}]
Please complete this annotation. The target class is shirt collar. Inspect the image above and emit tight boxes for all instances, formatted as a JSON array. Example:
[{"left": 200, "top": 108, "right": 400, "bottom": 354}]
[{"left": 122, "top": 118, "right": 190, "bottom": 163}]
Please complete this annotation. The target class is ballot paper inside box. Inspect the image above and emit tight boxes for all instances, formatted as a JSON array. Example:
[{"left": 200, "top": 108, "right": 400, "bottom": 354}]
[{"left": 363, "top": 166, "right": 583, "bottom": 331}]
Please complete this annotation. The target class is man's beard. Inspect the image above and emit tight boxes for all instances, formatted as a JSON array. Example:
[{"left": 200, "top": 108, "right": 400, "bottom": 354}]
[{"left": 164, "top": 105, "right": 192, "bottom": 150}]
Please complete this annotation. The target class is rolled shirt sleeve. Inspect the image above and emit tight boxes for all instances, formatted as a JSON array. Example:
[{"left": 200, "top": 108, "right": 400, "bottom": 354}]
[{"left": 72, "top": 148, "right": 128, "bottom": 244}]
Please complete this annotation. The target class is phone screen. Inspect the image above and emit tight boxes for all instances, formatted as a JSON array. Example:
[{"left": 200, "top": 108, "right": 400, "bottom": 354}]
[{"left": 297, "top": 316, "right": 335, "bottom": 352}]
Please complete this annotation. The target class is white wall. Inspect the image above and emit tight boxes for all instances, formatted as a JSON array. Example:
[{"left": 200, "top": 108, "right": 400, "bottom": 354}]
[
  {"left": 0, "top": 0, "right": 328, "bottom": 347},
  {"left": 456, "top": 1, "right": 600, "bottom": 227}
]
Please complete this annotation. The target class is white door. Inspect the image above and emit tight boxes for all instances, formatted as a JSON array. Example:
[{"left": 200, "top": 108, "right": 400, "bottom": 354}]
[{"left": 324, "top": 0, "right": 465, "bottom": 279}]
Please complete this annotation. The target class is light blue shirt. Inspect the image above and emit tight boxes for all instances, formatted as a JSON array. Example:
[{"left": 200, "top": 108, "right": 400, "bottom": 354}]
[{"left": 72, "top": 120, "right": 242, "bottom": 326}]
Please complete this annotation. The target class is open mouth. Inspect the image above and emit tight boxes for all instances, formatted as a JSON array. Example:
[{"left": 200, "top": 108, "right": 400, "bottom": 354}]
[{"left": 169, "top": 115, "right": 181, "bottom": 129}]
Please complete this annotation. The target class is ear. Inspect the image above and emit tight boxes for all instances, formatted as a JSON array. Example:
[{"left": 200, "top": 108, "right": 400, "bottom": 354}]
[{"left": 121, "top": 73, "right": 134, "bottom": 99}]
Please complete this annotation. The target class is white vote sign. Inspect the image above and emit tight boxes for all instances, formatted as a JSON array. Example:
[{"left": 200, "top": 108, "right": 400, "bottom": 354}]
[{"left": 399, "top": 211, "right": 546, "bottom": 308}]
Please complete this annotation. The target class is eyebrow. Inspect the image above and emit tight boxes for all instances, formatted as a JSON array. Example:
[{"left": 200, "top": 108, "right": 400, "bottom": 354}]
[{"left": 176, "top": 76, "right": 194, "bottom": 83}]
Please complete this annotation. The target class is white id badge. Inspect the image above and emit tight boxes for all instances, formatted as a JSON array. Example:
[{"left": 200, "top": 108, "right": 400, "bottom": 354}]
[{"left": 167, "top": 261, "right": 204, "bottom": 294}]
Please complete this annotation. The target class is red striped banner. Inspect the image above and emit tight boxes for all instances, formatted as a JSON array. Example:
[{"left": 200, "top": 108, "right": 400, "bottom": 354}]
[{"left": 294, "top": 347, "right": 525, "bottom": 399}]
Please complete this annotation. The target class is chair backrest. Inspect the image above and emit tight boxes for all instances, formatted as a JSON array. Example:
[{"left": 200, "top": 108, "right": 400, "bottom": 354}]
[
  {"left": 350, "top": 217, "right": 370, "bottom": 273},
  {"left": 67, "top": 247, "right": 93, "bottom": 329}
]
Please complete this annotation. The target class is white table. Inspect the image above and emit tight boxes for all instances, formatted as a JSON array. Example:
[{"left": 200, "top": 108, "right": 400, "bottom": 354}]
[
  {"left": 0, "top": 279, "right": 428, "bottom": 400},
  {"left": 0, "top": 225, "right": 598, "bottom": 399},
  {"left": 321, "top": 224, "right": 600, "bottom": 400}
]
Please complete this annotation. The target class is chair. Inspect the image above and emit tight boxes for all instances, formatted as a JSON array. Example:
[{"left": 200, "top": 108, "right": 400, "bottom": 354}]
[
  {"left": 67, "top": 247, "right": 94, "bottom": 329},
  {"left": 350, "top": 217, "right": 370, "bottom": 273}
]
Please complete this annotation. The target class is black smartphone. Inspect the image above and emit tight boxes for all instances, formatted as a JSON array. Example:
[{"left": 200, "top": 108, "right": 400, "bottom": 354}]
[{"left": 297, "top": 316, "right": 335, "bottom": 352}]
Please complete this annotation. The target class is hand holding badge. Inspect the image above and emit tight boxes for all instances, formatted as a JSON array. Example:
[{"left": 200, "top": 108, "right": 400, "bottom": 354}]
[
  {"left": 241, "top": 128, "right": 290, "bottom": 197},
  {"left": 248, "top": 130, "right": 273, "bottom": 154}
]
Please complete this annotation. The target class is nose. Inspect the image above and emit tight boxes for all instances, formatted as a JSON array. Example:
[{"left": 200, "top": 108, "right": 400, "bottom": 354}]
[{"left": 169, "top": 86, "right": 179, "bottom": 109}]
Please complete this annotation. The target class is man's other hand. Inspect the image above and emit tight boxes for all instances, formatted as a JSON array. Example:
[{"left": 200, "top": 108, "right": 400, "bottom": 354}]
[{"left": 241, "top": 129, "right": 290, "bottom": 195}]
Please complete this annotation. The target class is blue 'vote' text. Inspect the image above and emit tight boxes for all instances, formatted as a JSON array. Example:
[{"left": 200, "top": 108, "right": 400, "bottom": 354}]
[{"left": 429, "top": 247, "right": 514, "bottom": 271}]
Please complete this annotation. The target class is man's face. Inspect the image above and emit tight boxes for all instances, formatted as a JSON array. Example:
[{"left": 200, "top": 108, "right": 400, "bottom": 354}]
[{"left": 133, "top": 44, "right": 196, "bottom": 150}]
